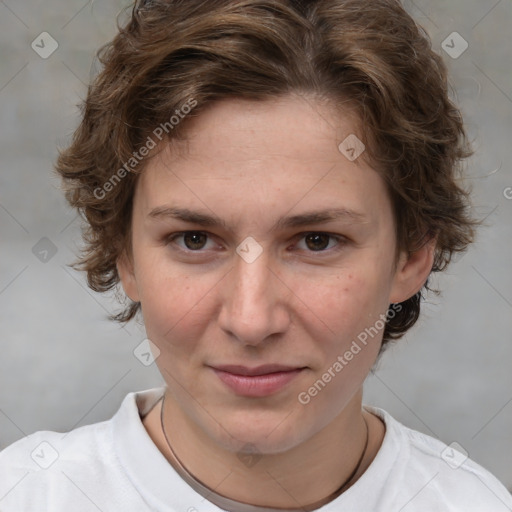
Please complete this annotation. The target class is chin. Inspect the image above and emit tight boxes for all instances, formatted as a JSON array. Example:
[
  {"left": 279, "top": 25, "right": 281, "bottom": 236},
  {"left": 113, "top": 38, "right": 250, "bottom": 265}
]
[{"left": 204, "top": 407, "right": 313, "bottom": 456}]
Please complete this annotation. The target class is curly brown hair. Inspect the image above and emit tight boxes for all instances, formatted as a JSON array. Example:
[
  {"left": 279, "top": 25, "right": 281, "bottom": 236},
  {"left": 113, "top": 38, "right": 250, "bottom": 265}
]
[{"left": 55, "top": 0, "right": 478, "bottom": 352}]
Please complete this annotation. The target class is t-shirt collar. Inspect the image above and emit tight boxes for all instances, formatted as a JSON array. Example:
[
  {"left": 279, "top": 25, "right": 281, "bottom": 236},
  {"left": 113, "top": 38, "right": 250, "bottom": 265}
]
[{"left": 112, "top": 387, "right": 402, "bottom": 511}]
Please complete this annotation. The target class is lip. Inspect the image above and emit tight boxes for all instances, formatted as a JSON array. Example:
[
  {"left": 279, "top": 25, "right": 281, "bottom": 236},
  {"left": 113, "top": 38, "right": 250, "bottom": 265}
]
[{"left": 210, "top": 364, "right": 306, "bottom": 397}]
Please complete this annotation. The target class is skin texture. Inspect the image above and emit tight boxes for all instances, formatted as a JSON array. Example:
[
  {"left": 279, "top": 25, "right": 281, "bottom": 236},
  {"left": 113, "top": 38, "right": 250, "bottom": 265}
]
[{"left": 117, "top": 94, "right": 434, "bottom": 507}]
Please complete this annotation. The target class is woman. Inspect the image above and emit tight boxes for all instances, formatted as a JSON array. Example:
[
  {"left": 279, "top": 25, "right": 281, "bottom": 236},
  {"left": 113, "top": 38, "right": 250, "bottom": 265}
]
[{"left": 1, "top": 0, "right": 511, "bottom": 510}]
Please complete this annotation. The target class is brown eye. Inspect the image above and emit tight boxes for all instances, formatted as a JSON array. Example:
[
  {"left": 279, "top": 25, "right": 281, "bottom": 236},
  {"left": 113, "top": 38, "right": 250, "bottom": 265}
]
[
  {"left": 164, "top": 231, "right": 220, "bottom": 255},
  {"left": 182, "top": 232, "right": 208, "bottom": 250},
  {"left": 294, "top": 232, "right": 346, "bottom": 255},
  {"left": 304, "top": 233, "right": 331, "bottom": 251}
]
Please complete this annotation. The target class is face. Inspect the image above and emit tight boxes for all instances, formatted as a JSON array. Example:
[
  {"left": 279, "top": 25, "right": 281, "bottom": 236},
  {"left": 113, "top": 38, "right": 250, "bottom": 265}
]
[{"left": 118, "top": 94, "right": 431, "bottom": 455}]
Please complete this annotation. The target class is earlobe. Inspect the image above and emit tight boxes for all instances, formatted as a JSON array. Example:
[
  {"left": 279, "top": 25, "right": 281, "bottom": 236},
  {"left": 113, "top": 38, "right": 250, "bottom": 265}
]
[
  {"left": 117, "top": 251, "right": 140, "bottom": 302},
  {"left": 389, "top": 237, "right": 436, "bottom": 304}
]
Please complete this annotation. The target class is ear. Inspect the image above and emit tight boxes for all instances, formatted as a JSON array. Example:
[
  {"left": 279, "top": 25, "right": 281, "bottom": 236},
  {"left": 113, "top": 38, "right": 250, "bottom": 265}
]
[
  {"left": 389, "top": 237, "right": 436, "bottom": 304},
  {"left": 117, "top": 250, "right": 140, "bottom": 303}
]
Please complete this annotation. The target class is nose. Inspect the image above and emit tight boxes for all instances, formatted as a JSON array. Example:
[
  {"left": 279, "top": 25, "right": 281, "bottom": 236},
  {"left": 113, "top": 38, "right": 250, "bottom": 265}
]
[{"left": 217, "top": 249, "right": 291, "bottom": 346}]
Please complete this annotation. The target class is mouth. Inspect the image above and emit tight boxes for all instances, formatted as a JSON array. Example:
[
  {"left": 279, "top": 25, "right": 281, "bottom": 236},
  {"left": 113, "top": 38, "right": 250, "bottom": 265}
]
[{"left": 209, "top": 364, "right": 307, "bottom": 397}]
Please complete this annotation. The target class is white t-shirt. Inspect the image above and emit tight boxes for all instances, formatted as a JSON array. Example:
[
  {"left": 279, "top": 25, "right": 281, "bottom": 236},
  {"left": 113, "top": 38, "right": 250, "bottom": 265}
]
[{"left": 1, "top": 387, "right": 511, "bottom": 512}]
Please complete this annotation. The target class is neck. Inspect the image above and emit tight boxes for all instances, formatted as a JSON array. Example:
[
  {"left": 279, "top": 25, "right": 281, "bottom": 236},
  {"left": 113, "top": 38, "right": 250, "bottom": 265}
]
[{"left": 143, "top": 388, "right": 385, "bottom": 509}]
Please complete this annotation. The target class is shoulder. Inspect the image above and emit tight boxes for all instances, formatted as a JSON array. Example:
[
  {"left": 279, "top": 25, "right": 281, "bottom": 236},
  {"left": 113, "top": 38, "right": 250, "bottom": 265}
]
[
  {"left": 0, "top": 388, "right": 163, "bottom": 511},
  {"left": 0, "top": 417, "right": 112, "bottom": 472},
  {"left": 367, "top": 406, "right": 512, "bottom": 511},
  {"left": 0, "top": 419, "right": 116, "bottom": 505}
]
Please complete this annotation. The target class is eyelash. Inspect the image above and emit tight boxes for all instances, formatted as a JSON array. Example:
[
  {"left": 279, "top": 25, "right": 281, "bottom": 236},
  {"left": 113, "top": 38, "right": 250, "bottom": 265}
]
[{"left": 164, "top": 231, "right": 347, "bottom": 256}]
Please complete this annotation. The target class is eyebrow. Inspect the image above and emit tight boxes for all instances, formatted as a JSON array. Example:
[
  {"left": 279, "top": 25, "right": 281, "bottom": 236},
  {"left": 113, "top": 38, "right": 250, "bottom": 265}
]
[{"left": 148, "top": 206, "right": 369, "bottom": 231}]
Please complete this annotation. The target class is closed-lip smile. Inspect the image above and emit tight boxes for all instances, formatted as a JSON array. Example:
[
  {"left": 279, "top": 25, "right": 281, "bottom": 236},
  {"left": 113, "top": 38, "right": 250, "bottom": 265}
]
[
  {"left": 211, "top": 364, "right": 305, "bottom": 376},
  {"left": 209, "top": 364, "right": 307, "bottom": 397}
]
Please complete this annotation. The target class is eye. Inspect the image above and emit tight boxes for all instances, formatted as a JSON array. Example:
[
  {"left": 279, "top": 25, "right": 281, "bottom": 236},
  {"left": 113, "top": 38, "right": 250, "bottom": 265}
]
[
  {"left": 295, "top": 232, "right": 345, "bottom": 253},
  {"left": 166, "top": 231, "right": 215, "bottom": 251}
]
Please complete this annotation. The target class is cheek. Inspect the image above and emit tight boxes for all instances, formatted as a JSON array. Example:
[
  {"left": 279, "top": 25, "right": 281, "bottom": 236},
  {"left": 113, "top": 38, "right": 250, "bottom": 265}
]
[
  {"left": 136, "top": 259, "right": 217, "bottom": 350},
  {"left": 141, "top": 274, "right": 219, "bottom": 381},
  {"left": 292, "top": 267, "right": 390, "bottom": 362},
  {"left": 300, "top": 272, "right": 379, "bottom": 329}
]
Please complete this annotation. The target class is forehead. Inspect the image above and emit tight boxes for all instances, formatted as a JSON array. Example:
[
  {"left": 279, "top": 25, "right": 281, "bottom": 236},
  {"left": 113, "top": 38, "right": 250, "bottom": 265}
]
[
  {"left": 165, "top": 95, "right": 361, "bottom": 164},
  {"left": 135, "top": 95, "right": 392, "bottom": 228}
]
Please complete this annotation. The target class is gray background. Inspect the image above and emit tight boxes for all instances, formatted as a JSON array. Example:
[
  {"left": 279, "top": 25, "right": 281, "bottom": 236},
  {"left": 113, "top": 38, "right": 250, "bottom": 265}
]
[{"left": 1, "top": 0, "right": 511, "bottom": 493}]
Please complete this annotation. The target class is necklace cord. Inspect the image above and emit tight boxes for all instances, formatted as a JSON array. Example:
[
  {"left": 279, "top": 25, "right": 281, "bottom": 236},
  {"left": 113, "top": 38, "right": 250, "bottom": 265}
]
[{"left": 159, "top": 392, "right": 369, "bottom": 506}]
